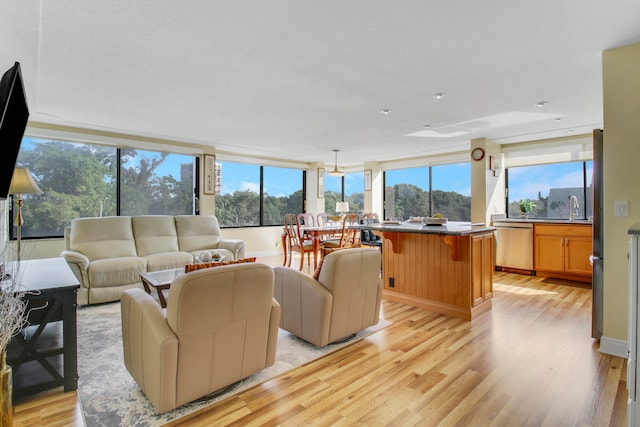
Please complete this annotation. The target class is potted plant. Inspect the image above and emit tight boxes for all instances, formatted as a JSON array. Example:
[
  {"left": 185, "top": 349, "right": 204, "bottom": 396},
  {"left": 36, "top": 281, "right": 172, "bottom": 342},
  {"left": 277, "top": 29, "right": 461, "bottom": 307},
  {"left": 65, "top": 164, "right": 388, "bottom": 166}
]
[{"left": 518, "top": 199, "right": 537, "bottom": 218}]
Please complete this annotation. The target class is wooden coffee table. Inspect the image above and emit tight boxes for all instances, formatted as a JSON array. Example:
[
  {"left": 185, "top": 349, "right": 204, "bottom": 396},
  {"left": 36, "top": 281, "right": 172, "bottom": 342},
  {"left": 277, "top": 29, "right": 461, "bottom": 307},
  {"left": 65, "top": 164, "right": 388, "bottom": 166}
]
[{"left": 140, "top": 268, "right": 184, "bottom": 308}]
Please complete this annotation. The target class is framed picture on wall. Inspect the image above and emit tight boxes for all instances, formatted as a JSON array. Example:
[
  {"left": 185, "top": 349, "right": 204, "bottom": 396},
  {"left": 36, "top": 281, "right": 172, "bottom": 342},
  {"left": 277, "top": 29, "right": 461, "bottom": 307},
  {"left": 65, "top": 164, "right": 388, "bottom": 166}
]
[
  {"left": 364, "top": 169, "right": 372, "bottom": 191},
  {"left": 204, "top": 154, "right": 216, "bottom": 195},
  {"left": 318, "top": 168, "right": 325, "bottom": 198}
]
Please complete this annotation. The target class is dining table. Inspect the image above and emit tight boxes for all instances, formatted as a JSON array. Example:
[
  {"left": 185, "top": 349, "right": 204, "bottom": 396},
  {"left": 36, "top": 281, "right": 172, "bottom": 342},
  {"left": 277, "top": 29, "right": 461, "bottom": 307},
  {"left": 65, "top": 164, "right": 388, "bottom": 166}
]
[
  {"left": 300, "top": 224, "right": 345, "bottom": 269},
  {"left": 280, "top": 223, "right": 346, "bottom": 270}
]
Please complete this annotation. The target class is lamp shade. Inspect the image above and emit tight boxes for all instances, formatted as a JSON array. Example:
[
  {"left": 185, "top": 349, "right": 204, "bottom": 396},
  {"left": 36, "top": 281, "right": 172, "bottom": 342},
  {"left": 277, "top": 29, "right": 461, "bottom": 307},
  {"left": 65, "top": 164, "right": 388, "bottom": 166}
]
[
  {"left": 9, "top": 167, "right": 42, "bottom": 195},
  {"left": 336, "top": 201, "right": 349, "bottom": 213}
]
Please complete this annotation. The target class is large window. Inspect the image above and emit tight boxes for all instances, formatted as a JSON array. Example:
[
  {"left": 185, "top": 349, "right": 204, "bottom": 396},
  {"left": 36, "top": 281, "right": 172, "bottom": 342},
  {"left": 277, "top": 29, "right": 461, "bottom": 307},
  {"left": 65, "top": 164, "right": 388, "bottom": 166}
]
[
  {"left": 344, "top": 171, "right": 364, "bottom": 214},
  {"left": 384, "top": 163, "right": 471, "bottom": 221},
  {"left": 120, "top": 149, "right": 195, "bottom": 216},
  {"left": 506, "top": 161, "right": 592, "bottom": 219},
  {"left": 214, "top": 161, "right": 304, "bottom": 227},
  {"left": 431, "top": 163, "right": 471, "bottom": 220},
  {"left": 11, "top": 137, "right": 196, "bottom": 239}
]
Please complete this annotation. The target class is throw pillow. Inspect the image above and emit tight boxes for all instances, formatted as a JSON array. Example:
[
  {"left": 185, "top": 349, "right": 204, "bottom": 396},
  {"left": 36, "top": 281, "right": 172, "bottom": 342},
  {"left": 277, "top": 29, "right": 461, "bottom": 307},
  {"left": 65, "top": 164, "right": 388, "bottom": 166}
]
[{"left": 184, "top": 257, "right": 257, "bottom": 273}]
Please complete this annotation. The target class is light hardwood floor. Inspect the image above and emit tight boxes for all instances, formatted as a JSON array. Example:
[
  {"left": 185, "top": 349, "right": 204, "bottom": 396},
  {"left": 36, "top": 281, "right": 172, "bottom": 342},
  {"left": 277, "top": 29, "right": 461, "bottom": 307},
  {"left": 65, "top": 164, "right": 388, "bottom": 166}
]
[{"left": 13, "top": 256, "right": 628, "bottom": 426}]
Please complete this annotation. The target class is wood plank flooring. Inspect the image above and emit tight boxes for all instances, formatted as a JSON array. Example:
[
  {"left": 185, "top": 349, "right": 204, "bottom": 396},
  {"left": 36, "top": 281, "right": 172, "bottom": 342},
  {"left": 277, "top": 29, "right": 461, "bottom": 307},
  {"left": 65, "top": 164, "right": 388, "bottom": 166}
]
[{"left": 12, "top": 256, "right": 628, "bottom": 426}]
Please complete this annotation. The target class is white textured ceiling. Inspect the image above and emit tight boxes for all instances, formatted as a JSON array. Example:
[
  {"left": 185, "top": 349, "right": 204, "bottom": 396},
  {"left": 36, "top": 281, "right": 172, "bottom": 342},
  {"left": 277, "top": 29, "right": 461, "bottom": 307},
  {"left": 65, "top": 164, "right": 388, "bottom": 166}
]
[{"left": 2, "top": 1, "right": 640, "bottom": 167}]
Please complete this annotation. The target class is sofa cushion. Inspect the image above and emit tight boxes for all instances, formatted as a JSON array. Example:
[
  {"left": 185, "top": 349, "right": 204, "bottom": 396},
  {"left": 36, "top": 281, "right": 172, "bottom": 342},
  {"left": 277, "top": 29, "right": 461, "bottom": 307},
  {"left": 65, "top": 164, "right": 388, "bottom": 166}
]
[
  {"left": 145, "top": 252, "right": 194, "bottom": 272},
  {"left": 88, "top": 257, "right": 147, "bottom": 288},
  {"left": 132, "top": 215, "right": 181, "bottom": 257},
  {"left": 175, "top": 215, "right": 222, "bottom": 253},
  {"left": 70, "top": 217, "right": 137, "bottom": 261}
]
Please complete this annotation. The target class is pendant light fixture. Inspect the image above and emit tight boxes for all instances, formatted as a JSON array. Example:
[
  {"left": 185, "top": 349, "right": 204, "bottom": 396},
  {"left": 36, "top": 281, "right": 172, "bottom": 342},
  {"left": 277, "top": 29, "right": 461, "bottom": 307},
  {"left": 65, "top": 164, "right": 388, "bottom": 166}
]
[{"left": 328, "top": 149, "right": 344, "bottom": 177}]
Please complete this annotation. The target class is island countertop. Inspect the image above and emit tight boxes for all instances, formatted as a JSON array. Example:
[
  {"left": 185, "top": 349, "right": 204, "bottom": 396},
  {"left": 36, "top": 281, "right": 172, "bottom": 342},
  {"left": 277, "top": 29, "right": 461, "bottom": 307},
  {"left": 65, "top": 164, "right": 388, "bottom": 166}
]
[{"left": 353, "top": 220, "right": 495, "bottom": 236}]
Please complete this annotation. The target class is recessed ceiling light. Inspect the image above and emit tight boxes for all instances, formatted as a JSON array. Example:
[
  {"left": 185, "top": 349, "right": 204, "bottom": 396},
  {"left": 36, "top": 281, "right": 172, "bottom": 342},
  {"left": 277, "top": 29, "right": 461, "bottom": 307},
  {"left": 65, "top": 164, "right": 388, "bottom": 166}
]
[
  {"left": 567, "top": 130, "right": 574, "bottom": 134},
  {"left": 433, "top": 93, "right": 446, "bottom": 100},
  {"left": 555, "top": 117, "right": 563, "bottom": 121},
  {"left": 380, "top": 108, "right": 391, "bottom": 115},
  {"left": 423, "top": 124, "right": 431, "bottom": 129},
  {"left": 535, "top": 101, "right": 548, "bottom": 107}
]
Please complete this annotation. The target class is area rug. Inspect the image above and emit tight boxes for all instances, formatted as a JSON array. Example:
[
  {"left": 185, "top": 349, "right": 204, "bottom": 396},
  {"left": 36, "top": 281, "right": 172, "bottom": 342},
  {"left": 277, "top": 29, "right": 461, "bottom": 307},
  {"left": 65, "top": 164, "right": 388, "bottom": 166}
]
[{"left": 77, "top": 302, "right": 390, "bottom": 427}]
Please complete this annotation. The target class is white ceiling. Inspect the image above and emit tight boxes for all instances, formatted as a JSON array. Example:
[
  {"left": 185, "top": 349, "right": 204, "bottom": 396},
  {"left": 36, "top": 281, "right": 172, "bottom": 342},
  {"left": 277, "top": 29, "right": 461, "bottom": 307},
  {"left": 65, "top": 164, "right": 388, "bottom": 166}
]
[{"left": 2, "top": 1, "right": 640, "bottom": 168}]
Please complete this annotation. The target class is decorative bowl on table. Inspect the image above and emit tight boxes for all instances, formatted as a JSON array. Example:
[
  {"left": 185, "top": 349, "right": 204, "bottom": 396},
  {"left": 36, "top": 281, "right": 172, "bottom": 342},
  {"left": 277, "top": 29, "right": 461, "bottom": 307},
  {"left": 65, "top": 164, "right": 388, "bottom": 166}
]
[
  {"left": 422, "top": 217, "right": 448, "bottom": 225},
  {"left": 195, "top": 251, "right": 223, "bottom": 263}
]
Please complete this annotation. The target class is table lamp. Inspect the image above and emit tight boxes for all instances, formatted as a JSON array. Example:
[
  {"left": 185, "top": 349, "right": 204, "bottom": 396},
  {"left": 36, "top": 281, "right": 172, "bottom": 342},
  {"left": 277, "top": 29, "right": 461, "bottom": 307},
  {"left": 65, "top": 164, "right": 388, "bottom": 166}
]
[
  {"left": 9, "top": 168, "right": 42, "bottom": 259},
  {"left": 336, "top": 201, "right": 349, "bottom": 217}
]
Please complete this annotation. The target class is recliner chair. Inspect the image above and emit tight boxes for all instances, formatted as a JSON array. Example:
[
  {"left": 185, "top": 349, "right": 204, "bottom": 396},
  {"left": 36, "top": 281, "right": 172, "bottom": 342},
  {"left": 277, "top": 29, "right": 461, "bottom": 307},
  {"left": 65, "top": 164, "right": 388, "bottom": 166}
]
[
  {"left": 273, "top": 248, "right": 383, "bottom": 347},
  {"left": 120, "top": 262, "right": 280, "bottom": 414}
]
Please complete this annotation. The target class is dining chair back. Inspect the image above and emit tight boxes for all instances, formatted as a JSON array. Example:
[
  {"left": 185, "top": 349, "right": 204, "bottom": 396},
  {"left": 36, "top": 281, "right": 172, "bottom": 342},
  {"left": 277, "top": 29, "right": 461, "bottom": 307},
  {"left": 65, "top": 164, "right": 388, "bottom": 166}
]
[
  {"left": 284, "top": 213, "right": 315, "bottom": 270},
  {"left": 320, "top": 213, "right": 361, "bottom": 256}
]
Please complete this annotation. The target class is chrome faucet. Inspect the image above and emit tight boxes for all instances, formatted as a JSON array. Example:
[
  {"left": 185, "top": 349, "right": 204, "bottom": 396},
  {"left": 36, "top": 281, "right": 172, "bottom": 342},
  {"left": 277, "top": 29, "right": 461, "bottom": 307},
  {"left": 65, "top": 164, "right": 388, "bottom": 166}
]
[{"left": 569, "top": 195, "right": 579, "bottom": 221}]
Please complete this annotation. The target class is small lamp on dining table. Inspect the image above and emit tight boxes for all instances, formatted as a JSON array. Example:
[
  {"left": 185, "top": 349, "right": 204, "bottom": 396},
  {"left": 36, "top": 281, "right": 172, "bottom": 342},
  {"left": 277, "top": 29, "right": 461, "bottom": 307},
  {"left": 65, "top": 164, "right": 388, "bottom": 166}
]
[
  {"left": 9, "top": 167, "right": 42, "bottom": 259},
  {"left": 336, "top": 201, "right": 349, "bottom": 217}
]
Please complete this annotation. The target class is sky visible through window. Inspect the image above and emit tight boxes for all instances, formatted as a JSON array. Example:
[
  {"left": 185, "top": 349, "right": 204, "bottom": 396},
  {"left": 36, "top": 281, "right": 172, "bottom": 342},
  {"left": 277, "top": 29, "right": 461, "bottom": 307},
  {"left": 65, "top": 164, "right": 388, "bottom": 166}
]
[{"left": 508, "top": 161, "right": 593, "bottom": 202}]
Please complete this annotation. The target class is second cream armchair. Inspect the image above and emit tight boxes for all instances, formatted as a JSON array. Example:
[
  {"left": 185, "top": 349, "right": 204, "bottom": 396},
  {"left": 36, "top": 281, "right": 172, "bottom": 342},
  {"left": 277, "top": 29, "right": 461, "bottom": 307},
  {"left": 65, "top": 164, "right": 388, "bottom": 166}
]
[{"left": 273, "top": 248, "right": 383, "bottom": 347}]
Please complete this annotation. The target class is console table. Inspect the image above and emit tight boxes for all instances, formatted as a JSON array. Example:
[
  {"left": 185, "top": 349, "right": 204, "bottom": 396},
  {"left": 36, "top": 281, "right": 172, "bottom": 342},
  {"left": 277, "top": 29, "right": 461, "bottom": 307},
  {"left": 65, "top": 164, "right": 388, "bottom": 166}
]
[{"left": 3, "top": 257, "right": 79, "bottom": 400}]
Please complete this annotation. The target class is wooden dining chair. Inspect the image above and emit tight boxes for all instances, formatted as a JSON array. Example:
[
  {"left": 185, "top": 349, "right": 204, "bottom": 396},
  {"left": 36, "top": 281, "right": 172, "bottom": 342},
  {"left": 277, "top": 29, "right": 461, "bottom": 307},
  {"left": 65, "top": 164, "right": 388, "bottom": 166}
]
[
  {"left": 297, "top": 213, "right": 315, "bottom": 227},
  {"left": 317, "top": 213, "right": 330, "bottom": 227},
  {"left": 320, "top": 213, "right": 361, "bottom": 256},
  {"left": 285, "top": 213, "right": 315, "bottom": 270}
]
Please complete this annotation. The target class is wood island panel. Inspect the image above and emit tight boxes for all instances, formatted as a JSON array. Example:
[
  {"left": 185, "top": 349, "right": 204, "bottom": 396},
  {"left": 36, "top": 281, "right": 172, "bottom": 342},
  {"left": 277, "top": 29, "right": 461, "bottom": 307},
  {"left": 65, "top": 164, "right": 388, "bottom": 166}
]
[{"left": 379, "top": 230, "right": 494, "bottom": 320}]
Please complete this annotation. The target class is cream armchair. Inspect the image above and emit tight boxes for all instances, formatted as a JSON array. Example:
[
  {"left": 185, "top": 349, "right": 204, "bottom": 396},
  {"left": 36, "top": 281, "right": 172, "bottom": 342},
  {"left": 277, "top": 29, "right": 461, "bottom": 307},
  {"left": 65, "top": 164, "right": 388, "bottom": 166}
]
[
  {"left": 273, "top": 248, "right": 383, "bottom": 347},
  {"left": 120, "top": 262, "right": 280, "bottom": 414}
]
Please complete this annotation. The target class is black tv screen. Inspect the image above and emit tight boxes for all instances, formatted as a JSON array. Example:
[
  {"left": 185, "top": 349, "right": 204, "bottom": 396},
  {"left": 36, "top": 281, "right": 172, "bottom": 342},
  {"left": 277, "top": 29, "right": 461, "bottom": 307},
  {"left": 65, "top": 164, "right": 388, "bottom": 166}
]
[{"left": 0, "top": 62, "right": 29, "bottom": 200}]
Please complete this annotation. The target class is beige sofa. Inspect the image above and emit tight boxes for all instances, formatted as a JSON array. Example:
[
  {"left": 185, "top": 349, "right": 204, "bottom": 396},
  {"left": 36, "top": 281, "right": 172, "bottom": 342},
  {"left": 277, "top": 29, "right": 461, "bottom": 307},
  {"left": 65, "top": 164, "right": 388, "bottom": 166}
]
[
  {"left": 121, "top": 262, "right": 280, "bottom": 414},
  {"left": 61, "top": 215, "right": 245, "bottom": 305},
  {"left": 273, "top": 248, "right": 383, "bottom": 346}
]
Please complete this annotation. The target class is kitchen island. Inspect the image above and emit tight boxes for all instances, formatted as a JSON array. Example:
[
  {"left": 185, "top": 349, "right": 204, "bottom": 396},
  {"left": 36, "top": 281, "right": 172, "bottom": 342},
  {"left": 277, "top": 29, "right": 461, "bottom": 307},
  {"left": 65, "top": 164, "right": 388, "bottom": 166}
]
[{"left": 357, "top": 221, "right": 495, "bottom": 320}]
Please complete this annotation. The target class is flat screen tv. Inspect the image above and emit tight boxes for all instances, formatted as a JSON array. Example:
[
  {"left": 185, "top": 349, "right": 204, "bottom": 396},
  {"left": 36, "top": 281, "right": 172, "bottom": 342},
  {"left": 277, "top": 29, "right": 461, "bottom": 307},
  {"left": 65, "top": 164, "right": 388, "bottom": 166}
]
[{"left": 0, "top": 61, "right": 29, "bottom": 201}]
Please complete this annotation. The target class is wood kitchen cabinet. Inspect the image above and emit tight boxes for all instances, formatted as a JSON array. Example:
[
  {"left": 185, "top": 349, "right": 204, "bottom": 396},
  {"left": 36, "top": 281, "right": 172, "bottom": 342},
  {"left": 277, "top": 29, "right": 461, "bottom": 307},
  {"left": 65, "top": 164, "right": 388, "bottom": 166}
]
[
  {"left": 534, "top": 223, "right": 592, "bottom": 282},
  {"left": 471, "top": 233, "right": 494, "bottom": 306}
]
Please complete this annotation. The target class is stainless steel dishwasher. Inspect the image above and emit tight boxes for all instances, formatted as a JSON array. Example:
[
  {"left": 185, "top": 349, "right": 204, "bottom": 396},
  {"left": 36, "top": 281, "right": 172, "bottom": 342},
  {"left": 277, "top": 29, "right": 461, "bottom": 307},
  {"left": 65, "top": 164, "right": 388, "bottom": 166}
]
[{"left": 494, "top": 221, "right": 534, "bottom": 271}]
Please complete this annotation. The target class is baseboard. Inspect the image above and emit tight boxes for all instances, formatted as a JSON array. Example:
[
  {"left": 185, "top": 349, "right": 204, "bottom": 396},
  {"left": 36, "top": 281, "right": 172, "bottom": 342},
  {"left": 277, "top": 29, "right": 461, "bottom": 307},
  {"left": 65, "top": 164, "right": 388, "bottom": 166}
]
[{"left": 600, "top": 336, "right": 628, "bottom": 358}]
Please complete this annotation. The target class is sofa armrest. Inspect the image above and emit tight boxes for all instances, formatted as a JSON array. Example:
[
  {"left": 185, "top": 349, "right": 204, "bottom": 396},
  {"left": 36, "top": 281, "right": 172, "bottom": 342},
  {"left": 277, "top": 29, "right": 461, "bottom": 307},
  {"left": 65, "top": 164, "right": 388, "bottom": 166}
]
[
  {"left": 273, "top": 266, "right": 332, "bottom": 346},
  {"left": 266, "top": 298, "right": 281, "bottom": 366},
  {"left": 60, "top": 249, "right": 91, "bottom": 288},
  {"left": 217, "top": 239, "right": 246, "bottom": 260},
  {"left": 121, "top": 288, "right": 179, "bottom": 414}
]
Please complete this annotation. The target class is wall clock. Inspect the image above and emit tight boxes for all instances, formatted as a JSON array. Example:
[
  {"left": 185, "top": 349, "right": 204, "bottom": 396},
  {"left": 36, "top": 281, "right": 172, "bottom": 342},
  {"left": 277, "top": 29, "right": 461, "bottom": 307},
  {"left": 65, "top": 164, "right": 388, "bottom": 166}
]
[{"left": 471, "top": 147, "right": 485, "bottom": 161}]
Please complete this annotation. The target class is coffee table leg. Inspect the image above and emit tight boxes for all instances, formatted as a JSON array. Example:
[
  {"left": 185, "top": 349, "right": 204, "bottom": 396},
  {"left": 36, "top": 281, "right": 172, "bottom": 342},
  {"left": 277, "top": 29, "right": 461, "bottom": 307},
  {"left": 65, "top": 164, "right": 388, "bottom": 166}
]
[{"left": 156, "top": 284, "right": 170, "bottom": 308}]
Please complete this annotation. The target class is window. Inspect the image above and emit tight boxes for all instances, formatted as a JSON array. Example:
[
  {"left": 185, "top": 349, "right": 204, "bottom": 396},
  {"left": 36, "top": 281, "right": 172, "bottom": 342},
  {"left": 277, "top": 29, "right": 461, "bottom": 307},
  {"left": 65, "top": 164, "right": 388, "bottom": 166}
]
[
  {"left": 263, "top": 166, "right": 304, "bottom": 226},
  {"left": 506, "top": 161, "right": 592, "bottom": 219},
  {"left": 431, "top": 163, "right": 471, "bottom": 221},
  {"left": 384, "top": 166, "right": 430, "bottom": 220},
  {"left": 11, "top": 137, "right": 197, "bottom": 240},
  {"left": 344, "top": 171, "right": 364, "bottom": 214},
  {"left": 324, "top": 174, "right": 343, "bottom": 215},
  {"left": 214, "top": 161, "right": 304, "bottom": 227},
  {"left": 383, "top": 163, "right": 471, "bottom": 221},
  {"left": 120, "top": 149, "right": 195, "bottom": 216}
]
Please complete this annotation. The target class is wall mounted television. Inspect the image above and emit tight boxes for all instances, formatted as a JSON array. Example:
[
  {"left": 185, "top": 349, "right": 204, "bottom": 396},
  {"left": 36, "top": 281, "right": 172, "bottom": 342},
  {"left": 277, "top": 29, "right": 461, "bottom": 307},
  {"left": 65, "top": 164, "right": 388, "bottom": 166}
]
[{"left": 0, "top": 61, "right": 29, "bottom": 201}]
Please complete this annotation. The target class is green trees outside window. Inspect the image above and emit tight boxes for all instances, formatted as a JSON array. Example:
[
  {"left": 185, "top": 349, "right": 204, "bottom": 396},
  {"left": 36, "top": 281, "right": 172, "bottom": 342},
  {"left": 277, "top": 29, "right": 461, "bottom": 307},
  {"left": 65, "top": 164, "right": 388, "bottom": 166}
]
[{"left": 11, "top": 138, "right": 195, "bottom": 239}]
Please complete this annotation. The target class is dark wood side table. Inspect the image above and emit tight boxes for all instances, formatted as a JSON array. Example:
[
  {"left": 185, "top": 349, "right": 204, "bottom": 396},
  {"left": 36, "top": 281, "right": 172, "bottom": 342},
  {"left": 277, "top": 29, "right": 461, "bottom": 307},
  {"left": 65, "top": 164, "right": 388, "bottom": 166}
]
[{"left": 3, "top": 257, "right": 80, "bottom": 401}]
